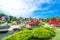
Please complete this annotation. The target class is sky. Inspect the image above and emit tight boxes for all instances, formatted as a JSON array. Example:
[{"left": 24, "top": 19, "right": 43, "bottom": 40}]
[{"left": 0, "top": 0, "right": 60, "bottom": 18}]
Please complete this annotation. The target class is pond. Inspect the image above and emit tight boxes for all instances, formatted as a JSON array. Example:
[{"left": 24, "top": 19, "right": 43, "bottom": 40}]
[
  {"left": 0, "top": 30, "right": 18, "bottom": 40},
  {"left": 0, "top": 26, "right": 40, "bottom": 40}
]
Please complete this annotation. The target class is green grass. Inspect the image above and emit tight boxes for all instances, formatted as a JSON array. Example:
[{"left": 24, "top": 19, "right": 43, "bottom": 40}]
[{"left": 52, "top": 27, "right": 60, "bottom": 40}]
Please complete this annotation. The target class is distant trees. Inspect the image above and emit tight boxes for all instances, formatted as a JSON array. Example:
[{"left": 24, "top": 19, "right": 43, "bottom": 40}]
[
  {"left": 45, "top": 16, "right": 60, "bottom": 22},
  {"left": 0, "top": 12, "right": 60, "bottom": 23},
  {"left": 0, "top": 13, "right": 5, "bottom": 18},
  {"left": 7, "top": 16, "right": 18, "bottom": 23}
]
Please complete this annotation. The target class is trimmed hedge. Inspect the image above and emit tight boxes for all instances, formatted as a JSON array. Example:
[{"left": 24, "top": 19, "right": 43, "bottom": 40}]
[
  {"left": 32, "top": 28, "right": 51, "bottom": 38},
  {"left": 2, "top": 27, "right": 55, "bottom": 40},
  {"left": 32, "top": 27, "right": 55, "bottom": 39},
  {"left": 2, "top": 30, "right": 32, "bottom": 40}
]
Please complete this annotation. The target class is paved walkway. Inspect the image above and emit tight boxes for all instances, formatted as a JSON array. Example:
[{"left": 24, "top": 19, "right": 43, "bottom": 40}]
[{"left": 8, "top": 25, "right": 20, "bottom": 31}]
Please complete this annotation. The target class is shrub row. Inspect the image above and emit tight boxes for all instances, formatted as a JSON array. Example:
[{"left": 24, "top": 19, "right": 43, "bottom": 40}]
[{"left": 2, "top": 27, "right": 55, "bottom": 40}]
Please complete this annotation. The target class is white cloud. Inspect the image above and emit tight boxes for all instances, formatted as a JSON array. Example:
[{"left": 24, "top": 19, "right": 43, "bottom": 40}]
[
  {"left": 0, "top": 0, "right": 52, "bottom": 17},
  {"left": 39, "top": 10, "right": 58, "bottom": 14}
]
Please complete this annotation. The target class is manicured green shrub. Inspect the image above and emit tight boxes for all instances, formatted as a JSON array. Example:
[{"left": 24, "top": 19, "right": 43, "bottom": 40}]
[
  {"left": 32, "top": 28, "right": 51, "bottom": 39},
  {"left": 38, "top": 22, "right": 46, "bottom": 26},
  {"left": 44, "top": 27, "right": 55, "bottom": 36},
  {"left": 19, "top": 30, "right": 32, "bottom": 40},
  {"left": 2, "top": 34, "right": 13, "bottom": 40},
  {"left": 2, "top": 30, "right": 32, "bottom": 40},
  {"left": 2, "top": 27, "right": 55, "bottom": 40},
  {"left": 39, "top": 22, "right": 55, "bottom": 36}
]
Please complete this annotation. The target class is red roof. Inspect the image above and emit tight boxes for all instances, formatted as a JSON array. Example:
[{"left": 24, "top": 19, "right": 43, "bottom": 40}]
[
  {"left": 56, "top": 23, "right": 60, "bottom": 26},
  {"left": 49, "top": 20, "right": 58, "bottom": 24},
  {"left": 49, "top": 20, "right": 60, "bottom": 26},
  {"left": 26, "top": 21, "right": 40, "bottom": 25}
]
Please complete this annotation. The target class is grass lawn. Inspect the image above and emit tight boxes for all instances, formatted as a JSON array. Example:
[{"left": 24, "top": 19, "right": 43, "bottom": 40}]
[{"left": 52, "top": 27, "right": 60, "bottom": 40}]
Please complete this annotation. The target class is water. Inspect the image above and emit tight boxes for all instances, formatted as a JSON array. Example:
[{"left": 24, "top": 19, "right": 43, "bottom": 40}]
[
  {"left": 0, "top": 30, "right": 18, "bottom": 40},
  {"left": 0, "top": 26, "right": 40, "bottom": 40}
]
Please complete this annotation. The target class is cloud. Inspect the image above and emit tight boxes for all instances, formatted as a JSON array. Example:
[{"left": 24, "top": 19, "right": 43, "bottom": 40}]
[
  {"left": 0, "top": 0, "right": 52, "bottom": 17},
  {"left": 40, "top": 10, "right": 58, "bottom": 14}
]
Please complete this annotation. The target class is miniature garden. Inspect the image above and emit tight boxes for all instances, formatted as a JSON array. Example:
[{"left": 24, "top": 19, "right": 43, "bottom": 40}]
[{"left": 0, "top": 13, "right": 60, "bottom": 40}]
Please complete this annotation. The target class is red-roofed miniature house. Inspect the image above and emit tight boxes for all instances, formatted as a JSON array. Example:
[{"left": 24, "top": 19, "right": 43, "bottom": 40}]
[
  {"left": 26, "top": 21, "right": 40, "bottom": 25},
  {"left": 49, "top": 20, "right": 60, "bottom": 26}
]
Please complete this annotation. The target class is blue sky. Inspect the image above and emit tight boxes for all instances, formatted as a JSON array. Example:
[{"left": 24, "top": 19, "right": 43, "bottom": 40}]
[{"left": 0, "top": 0, "right": 60, "bottom": 18}]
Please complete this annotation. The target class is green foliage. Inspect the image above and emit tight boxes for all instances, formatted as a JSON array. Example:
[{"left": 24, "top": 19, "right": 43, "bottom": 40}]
[
  {"left": 0, "top": 13, "right": 5, "bottom": 18},
  {"left": 2, "top": 30, "right": 32, "bottom": 40},
  {"left": 18, "top": 30, "right": 32, "bottom": 40},
  {"left": 43, "top": 27, "right": 55, "bottom": 36},
  {"left": 32, "top": 27, "right": 55, "bottom": 39},
  {"left": 38, "top": 22, "right": 46, "bottom": 26},
  {"left": 2, "top": 27, "right": 55, "bottom": 40},
  {"left": 7, "top": 20, "right": 11, "bottom": 23},
  {"left": 10, "top": 21, "right": 17, "bottom": 25},
  {"left": 9, "top": 16, "right": 17, "bottom": 21},
  {"left": 0, "top": 20, "right": 5, "bottom": 24}
]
